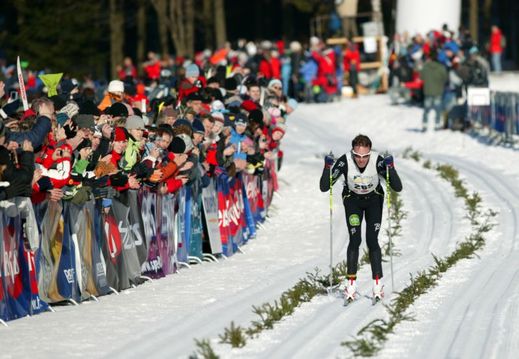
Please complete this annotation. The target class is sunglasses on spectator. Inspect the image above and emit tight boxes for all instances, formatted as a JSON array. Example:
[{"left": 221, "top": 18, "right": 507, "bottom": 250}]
[
  {"left": 272, "top": 86, "right": 281, "bottom": 90},
  {"left": 351, "top": 150, "right": 371, "bottom": 159}
]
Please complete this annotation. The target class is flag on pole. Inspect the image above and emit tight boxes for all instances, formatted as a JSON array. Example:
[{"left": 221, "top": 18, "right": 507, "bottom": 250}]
[{"left": 16, "top": 56, "right": 29, "bottom": 111}]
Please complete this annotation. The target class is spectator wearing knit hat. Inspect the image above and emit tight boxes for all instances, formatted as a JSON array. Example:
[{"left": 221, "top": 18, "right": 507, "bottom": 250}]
[
  {"left": 178, "top": 63, "right": 202, "bottom": 103},
  {"left": 98, "top": 79, "right": 126, "bottom": 111},
  {"left": 121, "top": 115, "right": 145, "bottom": 172},
  {"left": 185, "top": 92, "right": 203, "bottom": 114}
]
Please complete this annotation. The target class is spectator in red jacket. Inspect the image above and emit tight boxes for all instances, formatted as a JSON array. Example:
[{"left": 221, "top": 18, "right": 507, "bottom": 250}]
[
  {"left": 344, "top": 42, "right": 361, "bottom": 97},
  {"left": 270, "top": 50, "right": 281, "bottom": 80},
  {"left": 489, "top": 25, "right": 504, "bottom": 73},
  {"left": 143, "top": 52, "right": 161, "bottom": 81},
  {"left": 118, "top": 57, "right": 138, "bottom": 80},
  {"left": 259, "top": 54, "right": 273, "bottom": 79}
]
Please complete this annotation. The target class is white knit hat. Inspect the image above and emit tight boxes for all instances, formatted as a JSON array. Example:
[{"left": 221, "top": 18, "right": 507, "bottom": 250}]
[{"left": 108, "top": 80, "right": 124, "bottom": 93}]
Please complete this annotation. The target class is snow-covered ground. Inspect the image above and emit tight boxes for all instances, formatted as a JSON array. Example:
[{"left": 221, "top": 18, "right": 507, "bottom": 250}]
[
  {"left": 489, "top": 72, "right": 519, "bottom": 92},
  {"left": 1, "top": 92, "right": 519, "bottom": 359}
]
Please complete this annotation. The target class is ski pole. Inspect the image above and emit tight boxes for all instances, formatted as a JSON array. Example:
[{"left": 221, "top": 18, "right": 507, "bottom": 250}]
[
  {"left": 329, "top": 152, "right": 334, "bottom": 291},
  {"left": 386, "top": 165, "right": 395, "bottom": 293}
]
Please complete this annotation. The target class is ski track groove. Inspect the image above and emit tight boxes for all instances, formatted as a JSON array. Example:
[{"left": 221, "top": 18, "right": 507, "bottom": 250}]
[
  {"left": 109, "top": 258, "right": 318, "bottom": 358},
  {"left": 399, "top": 164, "right": 457, "bottom": 255},
  {"left": 479, "top": 269, "right": 519, "bottom": 358},
  {"left": 401, "top": 155, "right": 519, "bottom": 359}
]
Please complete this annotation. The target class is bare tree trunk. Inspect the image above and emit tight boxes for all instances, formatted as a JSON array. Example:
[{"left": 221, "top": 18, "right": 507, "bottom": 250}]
[
  {"left": 185, "top": 0, "right": 195, "bottom": 57},
  {"left": 169, "top": 0, "right": 184, "bottom": 56},
  {"left": 167, "top": 0, "right": 194, "bottom": 57},
  {"left": 482, "top": 0, "right": 493, "bottom": 39},
  {"left": 151, "top": 0, "right": 170, "bottom": 57},
  {"left": 214, "top": 0, "right": 227, "bottom": 49},
  {"left": 203, "top": 0, "right": 214, "bottom": 49},
  {"left": 110, "top": 0, "right": 125, "bottom": 79},
  {"left": 470, "top": 0, "right": 479, "bottom": 43},
  {"left": 483, "top": 0, "right": 493, "bottom": 20},
  {"left": 151, "top": 0, "right": 195, "bottom": 58},
  {"left": 137, "top": 0, "right": 147, "bottom": 67}
]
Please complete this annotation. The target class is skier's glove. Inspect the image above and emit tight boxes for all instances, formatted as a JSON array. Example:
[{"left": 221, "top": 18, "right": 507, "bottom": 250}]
[
  {"left": 384, "top": 155, "right": 394, "bottom": 169},
  {"left": 324, "top": 154, "right": 334, "bottom": 169}
]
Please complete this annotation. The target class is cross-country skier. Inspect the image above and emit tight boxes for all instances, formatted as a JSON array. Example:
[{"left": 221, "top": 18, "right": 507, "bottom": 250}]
[{"left": 319, "top": 134, "right": 402, "bottom": 302}]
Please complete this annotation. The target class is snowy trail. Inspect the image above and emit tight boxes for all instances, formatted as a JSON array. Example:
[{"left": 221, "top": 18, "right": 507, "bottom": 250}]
[{"left": 378, "top": 154, "right": 519, "bottom": 359}]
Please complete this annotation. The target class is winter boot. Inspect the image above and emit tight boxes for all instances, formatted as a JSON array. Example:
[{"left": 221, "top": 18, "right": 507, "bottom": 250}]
[
  {"left": 344, "top": 278, "right": 357, "bottom": 302},
  {"left": 372, "top": 276, "right": 384, "bottom": 304}
]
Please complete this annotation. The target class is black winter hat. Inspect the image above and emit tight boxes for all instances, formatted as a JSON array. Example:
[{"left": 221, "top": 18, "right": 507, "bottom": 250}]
[
  {"left": 169, "top": 134, "right": 194, "bottom": 154},
  {"left": 105, "top": 102, "right": 128, "bottom": 117},
  {"left": 50, "top": 95, "right": 66, "bottom": 112},
  {"left": 79, "top": 100, "right": 101, "bottom": 116},
  {"left": 185, "top": 92, "right": 202, "bottom": 102},
  {"left": 173, "top": 118, "right": 193, "bottom": 130},
  {"left": 244, "top": 76, "right": 258, "bottom": 87},
  {"left": 192, "top": 119, "right": 205, "bottom": 134},
  {"left": 224, "top": 77, "right": 238, "bottom": 91},
  {"left": 248, "top": 109, "right": 264, "bottom": 124},
  {"left": 60, "top": 79, "right": 78, "bottom": 94},
  {"left": 76, "top": 138, "right": 92, "bottom": 152},
  {"left": 234, "top": 113, "right": 248, "bottom": 126},
  {"left": 207, "top": 76, "right": 219, "bottom": 85},
  {"left": 170, "top": 136, "right": 186, "bottom": 154}
]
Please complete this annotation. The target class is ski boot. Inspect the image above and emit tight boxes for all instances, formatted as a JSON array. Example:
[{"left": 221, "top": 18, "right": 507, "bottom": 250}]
[
  {"left": 372, "top": 276, "right": 384, "bottom": 305},
  {"left": 343, "top": 278, "right": 357, "bottom": 306}
]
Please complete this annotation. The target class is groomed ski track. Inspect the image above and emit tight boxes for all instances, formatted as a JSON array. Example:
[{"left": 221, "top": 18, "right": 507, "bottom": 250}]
[{"left": 1, "top": 95, "right": 518, "bottom": 359}]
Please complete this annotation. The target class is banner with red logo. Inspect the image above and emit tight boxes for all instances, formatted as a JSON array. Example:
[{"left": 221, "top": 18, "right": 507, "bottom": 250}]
[
  {"left": 216, "top": 173, "right": 247, "bottom": 255},
  {"left": 0, "top": 207, "right": 49, "bottom": 321}
]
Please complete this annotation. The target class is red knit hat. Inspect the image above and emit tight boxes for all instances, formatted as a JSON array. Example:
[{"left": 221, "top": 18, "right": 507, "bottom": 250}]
[
  {"left": 114, "top": 127, "right": 127, "bottom": 142},
  {"left": 241, "top": 99, "right": 258, "bottom": 112},
  {"left": 21, "top": 108, "right": 37, "bottom": 122}
]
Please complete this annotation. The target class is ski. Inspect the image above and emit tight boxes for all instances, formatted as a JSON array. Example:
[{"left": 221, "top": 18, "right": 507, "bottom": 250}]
[
  {"left": 372, "top": 296, "right": 383, "bottom": 306},
  {"left": 342, "top": 291, "right": 360, "bottom": 307},
  {"left": 343, "top": 296, "right": 356, "bottom": 307},
  {"left": 362, "top": 294, "right": 384, "bottom": 306}
]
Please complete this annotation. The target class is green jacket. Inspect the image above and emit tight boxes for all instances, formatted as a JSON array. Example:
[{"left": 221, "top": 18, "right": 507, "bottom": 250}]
[
  {"left": 420, "top": 60, "right": 448, "bottom": 97},
  {"left": 122, "top": 137, "right": 140, "bottom": 171}
]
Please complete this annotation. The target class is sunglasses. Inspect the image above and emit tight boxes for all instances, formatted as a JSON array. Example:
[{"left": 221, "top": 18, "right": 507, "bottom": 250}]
[{"left": 351, "top": 150, "right": 371, "bottom": 159}]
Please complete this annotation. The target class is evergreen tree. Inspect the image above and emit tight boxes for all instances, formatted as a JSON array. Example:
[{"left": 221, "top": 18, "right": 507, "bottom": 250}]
[{"left": 8, "top": 0, "right": 105, "bottom": 77}]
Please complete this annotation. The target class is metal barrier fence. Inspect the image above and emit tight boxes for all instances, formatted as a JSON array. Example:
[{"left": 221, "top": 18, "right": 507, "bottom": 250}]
[{"left": 468, "top": 90, "right": 519, "bottom": 144}]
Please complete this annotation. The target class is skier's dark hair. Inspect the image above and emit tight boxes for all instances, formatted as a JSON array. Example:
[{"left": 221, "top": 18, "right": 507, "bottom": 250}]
[{"left": 351, "top": 134, "right": 372, "bottom": 149}]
